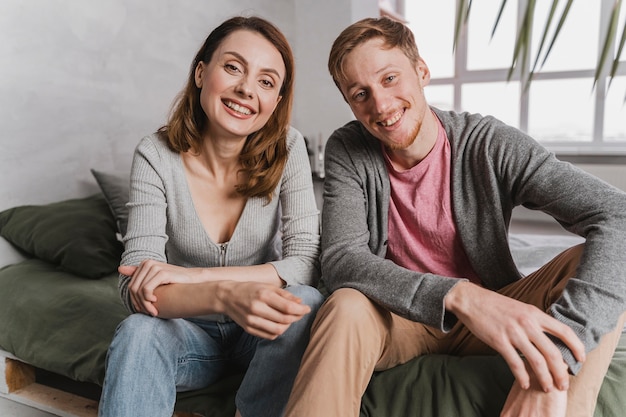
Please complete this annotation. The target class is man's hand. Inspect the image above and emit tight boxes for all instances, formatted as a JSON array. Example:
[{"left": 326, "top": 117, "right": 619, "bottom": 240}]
[
  {"left": 219, "top": 282, "right": 311, "bottom": 340},
  {"left": 501, "top": 361, "right": 568, "bottom": 417},
  {"left": 445, "top": 282, "right": 585, "bottom": 392}
]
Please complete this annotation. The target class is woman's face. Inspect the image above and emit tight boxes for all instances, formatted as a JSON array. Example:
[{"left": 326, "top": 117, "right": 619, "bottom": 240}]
[{"left": 195, "top": 29, "right": 285, "bottom": 141}]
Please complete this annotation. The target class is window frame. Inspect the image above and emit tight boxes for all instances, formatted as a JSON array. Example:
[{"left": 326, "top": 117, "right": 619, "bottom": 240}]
[{"left": 423, "top": 0, "right": 626, "bottom": 155}]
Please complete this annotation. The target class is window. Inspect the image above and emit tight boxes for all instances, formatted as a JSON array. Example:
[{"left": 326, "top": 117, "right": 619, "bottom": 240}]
[{"left": 405, "top": 0, "right": 626, "bottom": 154}]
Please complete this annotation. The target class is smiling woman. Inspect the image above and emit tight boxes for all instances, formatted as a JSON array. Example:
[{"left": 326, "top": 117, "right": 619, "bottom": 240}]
[{"left": 97, "top": 16, "right": 323, "bottom": 417}]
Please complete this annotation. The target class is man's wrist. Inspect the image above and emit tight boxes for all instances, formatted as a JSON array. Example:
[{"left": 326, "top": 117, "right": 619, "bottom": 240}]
[{"left": 444, "top": 280, "right": 473, "bottom": 316}]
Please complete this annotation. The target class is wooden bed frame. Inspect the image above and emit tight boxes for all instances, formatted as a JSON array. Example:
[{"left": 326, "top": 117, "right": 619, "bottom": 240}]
[
  {"left": 1, "top": 349, "right": 199, "bottom": 417},
  {"left": 1, "top": 349, "right": 98, "bottom": 417}
]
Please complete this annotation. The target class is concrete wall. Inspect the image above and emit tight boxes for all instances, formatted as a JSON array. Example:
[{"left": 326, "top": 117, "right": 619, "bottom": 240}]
[
  {"left": 292, "top": 0, "right": 377, "bottom": 145},
  {"left": 0, "top": 0, "right": 377, "bottom": 210}
]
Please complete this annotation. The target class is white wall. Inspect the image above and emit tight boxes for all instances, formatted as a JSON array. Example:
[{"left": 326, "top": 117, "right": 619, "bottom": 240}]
[
  {"left": 0, "top": 0, "right": 378, "bottom": 211},
  {"left": 292, "top": 0, "right": 377, "bottom": 146}
]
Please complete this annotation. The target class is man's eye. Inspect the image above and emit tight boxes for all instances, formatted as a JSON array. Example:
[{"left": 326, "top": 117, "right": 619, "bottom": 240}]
[{"left": 353, "top": 91, "right": 366, "bottom": 101}]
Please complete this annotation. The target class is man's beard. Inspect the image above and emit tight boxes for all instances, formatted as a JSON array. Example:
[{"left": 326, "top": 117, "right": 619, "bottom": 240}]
[{"left": 383, "top": 118, "right": 421, "bottom": 151}]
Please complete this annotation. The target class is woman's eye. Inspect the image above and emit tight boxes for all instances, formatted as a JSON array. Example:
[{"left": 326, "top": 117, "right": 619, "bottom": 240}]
[
  {"left": 385, "top": 75, "right": 396, "bottom": 83},
  {"left": 225, "top": 63, "right": 240, "bottom": 73},
  {"left": 260, "top": 79, "right": 275, "bottom": 88}
]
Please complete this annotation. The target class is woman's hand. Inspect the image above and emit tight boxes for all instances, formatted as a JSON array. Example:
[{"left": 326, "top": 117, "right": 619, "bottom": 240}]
[
  {"left": 120, "top": 260, "right": 201, "bottom": 316},
  {"left": 219, "top": 281, "right": 311, "bottom": 340}
]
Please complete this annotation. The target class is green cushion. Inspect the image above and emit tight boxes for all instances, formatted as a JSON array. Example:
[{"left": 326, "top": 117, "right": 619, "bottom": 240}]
[
  {"left": 0, "top": 259, "right": 129, "bottom": 383},
  {"left": 361, "top": 354, "right": 513, "bottom": 416},
  {"left": 0, "top": 194, "right": 123, "bottom": 279}
]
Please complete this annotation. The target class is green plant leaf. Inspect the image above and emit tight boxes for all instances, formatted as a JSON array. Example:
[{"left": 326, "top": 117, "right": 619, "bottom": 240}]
[
  {"left": 454, "top": 0, "right": 472, "bottom": 52},
  {"left": 521, "top": 0, "right": 538, "bottom": 90},
  {"left": 508, "top": 0, "right": 536, "bottom": 87},
  {"left": 539, "top": 0, "right": 574, "bottom": 68},
  {"left": 530, "top": 0, "right": 560, "bottom": 74},
  {"left": 594, "top": 0, "right": 621, "bottom": 89},
  {"left": 490, "top": 0, "right": 509, "bottom": 39},
  {"left": 609, "top": 4, "right": 626, "bottom": 88}
]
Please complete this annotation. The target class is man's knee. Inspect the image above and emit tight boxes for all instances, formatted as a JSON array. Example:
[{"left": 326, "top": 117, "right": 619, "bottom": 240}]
[{"left": 314, "top": 288, "right": 389, "bottom": 331}]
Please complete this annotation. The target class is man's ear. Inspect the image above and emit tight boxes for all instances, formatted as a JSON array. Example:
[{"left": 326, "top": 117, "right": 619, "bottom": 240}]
[{"left": 416, "top": 58, "right": 431, "bottom": 86}]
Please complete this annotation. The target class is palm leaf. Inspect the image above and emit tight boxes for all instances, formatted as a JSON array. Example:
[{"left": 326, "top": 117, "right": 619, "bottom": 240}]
[
  {"left": 594, "top": 0, "right": 621, "bottom": 89},
  {"left": 520, "top": 0, "right": 536, "bottom": 89},
  {"left": 538, "top": 0, "right": 574, "bottom": 68},
  {"left": 490, "top": 0, "right": 509, "bottom": 39},
  {"left": 530, "top": 0, "right": 560, "bottom": 74},
  {"left": 507, "top": 0, "right": 536, "bottom": 87},
  {"left": 453, "top": 0, "right": 472, "bottom": 52},
  {"left": 608, "top": 2, "right": 625, "bottom": 87},
  {"left": 610, "top": 23, "right": 626, "bottom": 102}
]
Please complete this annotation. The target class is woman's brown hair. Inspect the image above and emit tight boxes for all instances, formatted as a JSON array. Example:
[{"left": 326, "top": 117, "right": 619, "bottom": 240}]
[{"left": 159, "top": 16, "right": 294, "bottom": 201}]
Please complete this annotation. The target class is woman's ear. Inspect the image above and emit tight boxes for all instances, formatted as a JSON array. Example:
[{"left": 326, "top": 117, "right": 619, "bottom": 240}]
[{"left": 194, "top": 62, "right": 205, "bottom": 88}]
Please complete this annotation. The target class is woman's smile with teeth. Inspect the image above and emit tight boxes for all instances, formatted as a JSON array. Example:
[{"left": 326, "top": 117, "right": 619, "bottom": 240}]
[
  {"left": 378, "top": 110, "right": 402, "bottom": 127},
  {"left": 225, "top": 100, "right": 253, "bottom": 115}
]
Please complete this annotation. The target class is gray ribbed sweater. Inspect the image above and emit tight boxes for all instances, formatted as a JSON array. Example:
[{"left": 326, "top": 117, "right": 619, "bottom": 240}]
[
  {"left": 119, "top": 127, "right": 321, "bottom": 318},
  {"left": 321, "top": 107, "right": 626, "bottom": 373}
]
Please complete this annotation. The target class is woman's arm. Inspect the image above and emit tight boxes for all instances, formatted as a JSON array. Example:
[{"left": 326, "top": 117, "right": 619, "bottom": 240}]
[
  {"left": 123, "top": 261, "right": 283, "bottom": 315},
  {"left": 121, "top": 263, "right": 310, "bottom": 340},
  {"left": 267, "top": 128, "right": 321, "bottom": 286}
]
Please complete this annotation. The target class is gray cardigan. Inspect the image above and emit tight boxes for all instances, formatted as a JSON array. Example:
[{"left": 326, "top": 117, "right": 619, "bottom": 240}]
[
  {"left": 321, "top": 107, "right": 626, "bottom": 372},
  {"left": 120, "top": 127, "right": 321, "bottom": 317}
]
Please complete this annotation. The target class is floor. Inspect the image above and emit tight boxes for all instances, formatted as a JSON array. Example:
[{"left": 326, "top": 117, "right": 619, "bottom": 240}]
[{"left": 0, "top": 396, "right": 57, "bottom": 416}]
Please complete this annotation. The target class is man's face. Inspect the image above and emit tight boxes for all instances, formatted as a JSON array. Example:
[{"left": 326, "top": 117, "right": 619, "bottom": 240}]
[{"left": 339, "top": 38, "right": 431, "bottom": 150}]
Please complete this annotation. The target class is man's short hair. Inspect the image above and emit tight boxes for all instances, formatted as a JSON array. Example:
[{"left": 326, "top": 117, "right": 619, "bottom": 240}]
[{"left": 328, "top": 16, "right": 421, "bottom": 90}]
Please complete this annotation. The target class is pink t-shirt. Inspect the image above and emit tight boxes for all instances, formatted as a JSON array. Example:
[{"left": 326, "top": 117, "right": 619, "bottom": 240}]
[{"left": 384, "top": 118, "right": 481, "bottom": 284}]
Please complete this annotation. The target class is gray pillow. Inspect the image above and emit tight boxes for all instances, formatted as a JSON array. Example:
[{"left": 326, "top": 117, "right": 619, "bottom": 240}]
[{"left": 91, "top": 169, "right": 130, "bottom": 237}]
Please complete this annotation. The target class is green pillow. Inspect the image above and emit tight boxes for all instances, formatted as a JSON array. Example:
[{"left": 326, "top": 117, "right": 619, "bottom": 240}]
[
  {"left": 0, "top": 259, "right": 128, "bottom": 384},
  {"left": 0, "top": 194, "right": 123, "bottom": 279}
]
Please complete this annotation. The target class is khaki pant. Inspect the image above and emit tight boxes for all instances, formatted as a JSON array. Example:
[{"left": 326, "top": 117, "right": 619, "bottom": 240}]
[{"left": 285, "top": 245, "right": 626, "bottom": 417}]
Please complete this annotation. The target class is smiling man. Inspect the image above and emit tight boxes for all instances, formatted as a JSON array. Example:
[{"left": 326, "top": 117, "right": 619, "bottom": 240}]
[{"left": 284, "top": 17, "right": 626, "bottom": 417}]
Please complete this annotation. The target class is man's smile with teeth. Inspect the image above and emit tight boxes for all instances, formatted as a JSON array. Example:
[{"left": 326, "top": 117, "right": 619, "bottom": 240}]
[
  {"left": 378, "top": 110, "right": 403, "bottom": 127},
  {"left": 225, "top": 100, "right": 253, "bottom": 115}
]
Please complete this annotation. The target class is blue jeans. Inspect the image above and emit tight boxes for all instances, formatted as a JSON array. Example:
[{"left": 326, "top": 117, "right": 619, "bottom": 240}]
[{"left": 98, "top": 285, "right": 324, "bottom": 417}]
